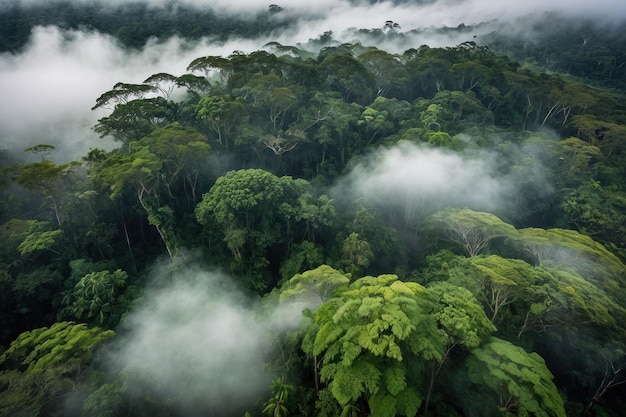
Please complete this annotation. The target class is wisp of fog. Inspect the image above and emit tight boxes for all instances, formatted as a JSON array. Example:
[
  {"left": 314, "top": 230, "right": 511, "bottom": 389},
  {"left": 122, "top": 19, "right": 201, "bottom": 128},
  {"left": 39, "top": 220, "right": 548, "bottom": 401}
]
[
  {"left": 331, "top": 141, "right": 552, "bottom": 222},
  {"left": 106, "top": 262, "right": 306, "bottom": 415}
]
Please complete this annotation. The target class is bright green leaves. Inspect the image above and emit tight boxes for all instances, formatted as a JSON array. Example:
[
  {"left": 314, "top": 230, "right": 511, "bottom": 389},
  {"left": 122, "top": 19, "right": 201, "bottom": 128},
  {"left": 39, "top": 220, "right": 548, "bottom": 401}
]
[
  {"left": 279, "top": 264, "right": 349, "bottom": 307},
  {"left": 466, "top": 337, "right": 566, "bottom": 417},
  {"left": 324, "top": 359, "right": 381, "bottom": 406},
  {"left": 511, "top": 227, "right": 626, "bottom": 307},
  {"left": 0, "top": 322, "right": 114, "bottom": 417},
  {"left": 0, "top": 321, "right": 113, "bottom": 374},
  {"left": 463, "top": 255, "right": 570, "bottom": 335},
  {"left": 310, "top": 273, "right": 444, "bottom": 416},
  {"left": 313, "top": 275, "right": 441, "bottom": 361},
  {"left": 16, "top": 220, "right": 61, "bottom": 257},
  {"left": 383, "top": 365, "right": 407, "bottom": 396},
  {"left": 368, "top": 390, "right": 398, "bottom": 417},
  {"left": 428, "top": 281, "right": 495, "bottom": 350},
  {"left": 430, "top": 208, "right": 516, "bottom": 257},
  {"left": 95, "top": 145, "right": 160, "bottom": 200},
  {"left": 550, "top": 268, "right": 625, "bottom": 330},
  {"left": 195, "top": 94, "right": 244, "bottom": 148}
]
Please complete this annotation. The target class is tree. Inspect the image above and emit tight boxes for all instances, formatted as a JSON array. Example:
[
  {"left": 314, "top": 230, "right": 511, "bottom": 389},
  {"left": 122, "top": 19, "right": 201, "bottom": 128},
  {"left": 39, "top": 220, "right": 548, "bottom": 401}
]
[
  {"left": 431, "top": 208, "right": 516, "bottom": 257},
  {"left": 466, "top": 255, "right": 569, "bottom": 335},
  {"left": 278, "top": 243, "right": 327, "bottom": 286},
  {"left": 465, "top": 337, "right": 566, "bottom": 417},
  {"left": 95, "top": 123, "right": 210, "bottom": 258},
  {"left": 262, "top": 377, "right": 294, "bottom": 417},
  {"left": 309, "top": 274, "right": 444, "bottom": 417},
  {"left": 568, "top": 114, "right": 626, "bottom": 157},
  {"left": 195, "top": 169, "right": 312, "bottom": 288},
  {"left": 64, "top": 269, "right": 128, "bottom": 325},
  {"left": 423, "top": 281, "right": 495, "bottom": 415},
  {"left": 16, "top": 220, "right": 62, "bottom": 258},
  {"left": 186, "top": 55, "right": 234, "bottom": 82},
  {"left": 91, "top": 82, "right": 157, "bottom": 111},
  {"left": 340, "top": 232, "right": 374, "bottom": 277},
  {"left": 357, "top": 49, "right": 406, "bottom": 97},
  {"left": 511, "top": 227, "right": 625, "bottom": 287},
  {"left": 0, "top": 322, "right": 114, "bottom": 416},
  {"left": 559, "top": 180, "right": 626, "bottom": 258},
  {"left": 195, "top": 94, "right": 244, "bottom": 148},
  {"left": 357, "top": 97, "right": 409, "bottom": 147},
  {"left": 321, "top": 53, "right": 375, "bottom": 104},
  {"left": 17, "top": 160, "right": 69, "bottom": 226},
  {"left": 24, "top": 144, "right": 55, "bottom": 162},
  {"left": 555, "top": 137, "right": 602, "bottom": 173},
  {"left": 279, "top": 264, "right": 350, "bottom": 308},
  {"left": 143, "top": 72, "right": 178, "bottom": 99},
  {"left": 541, "top": 82, "right": 598, "bottom": 128},
  {"left": 93, "top": 97, "right": 178, "bottom": 144}
]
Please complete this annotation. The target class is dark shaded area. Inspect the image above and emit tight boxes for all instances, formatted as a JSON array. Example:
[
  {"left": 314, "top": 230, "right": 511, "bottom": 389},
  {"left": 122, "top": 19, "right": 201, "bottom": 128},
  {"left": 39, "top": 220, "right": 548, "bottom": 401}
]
[{"left": 0, "top": 1, "right": 293, "bottom": 51}]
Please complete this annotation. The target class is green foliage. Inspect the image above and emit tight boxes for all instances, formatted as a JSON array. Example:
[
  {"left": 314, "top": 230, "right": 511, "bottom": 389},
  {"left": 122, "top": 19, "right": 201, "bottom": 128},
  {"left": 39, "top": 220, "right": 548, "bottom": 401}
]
[
  {"left": 66, "top": 269, "right": 128, "bottom": 325},
  {"left": 94, "top": 123, "right": 210, "bottom": 258},
  {"left": 0, "top": 322, "right": 114, "bottom": 416},
  {"left": 196, "top": 168, "right": 333, "bottom": 288},
  {"left": 431, "top": 208, "right": 517, "bottom": 257},
  {"left": 262, "top": 377, "right": 295, "bottom": 417},
  {"left": 340, "top": 232, "right": 374, "bottom": 276},
  {"left": 466, "top": 337, "right": 566, "bottom": 417},
  {"left": 279, "top": 241, "right": 326, "bottom": 283},
  {"left": 428, "top": 281, "right": 495, "bottom": 350},
  {"left": 310, "top": 274, "right": 444, "bottom": 415},
  {"left": 1, "top": 21, "right": 626, "bottom": 416},
  {"left": 0, "top": 321, "right": 114, "bottom": 373},
  {"left": 469, "top": 255, "right": 557, "bottom": 325},
  {"left": 511, "top": 227, "right": 626, "bottom": 297},
  {"left": 279, "top": 264, "right": 350, "bottom": 307},
  {"left": 16, "top": 220, "right": 61, "bottom": 257}
]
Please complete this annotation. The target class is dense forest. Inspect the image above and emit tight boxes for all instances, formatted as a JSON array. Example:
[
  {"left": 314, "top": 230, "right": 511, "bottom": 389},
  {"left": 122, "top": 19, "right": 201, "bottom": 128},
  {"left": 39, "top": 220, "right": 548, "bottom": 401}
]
[{"left": 1, "top": 2, "right": 626, "bottom": 417}]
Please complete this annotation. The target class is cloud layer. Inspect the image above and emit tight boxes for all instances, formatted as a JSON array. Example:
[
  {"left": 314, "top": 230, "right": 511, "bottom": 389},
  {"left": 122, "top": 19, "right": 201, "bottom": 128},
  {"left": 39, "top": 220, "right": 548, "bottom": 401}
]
[
  {"left": 108, "top": 264, "right": 305, "bottom": 414},
  {"left": 331, "top": 141, "right": 552, "bottom": 223},
  {"left": 0, "top": 26, "right": 263, "bottom": 162},
  {"left": 1, "top": 0, "right": 624, "bottom": 162}
]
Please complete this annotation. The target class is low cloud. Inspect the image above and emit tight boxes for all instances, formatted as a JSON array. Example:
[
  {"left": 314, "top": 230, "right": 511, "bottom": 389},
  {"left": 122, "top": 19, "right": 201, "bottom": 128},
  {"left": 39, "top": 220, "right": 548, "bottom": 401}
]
[
  {"left": 0, "top": 26, "right": 263, "bottom": 162},
  {"left": 107, "top": 263, "right": 305, "bottom": 415},
  {"left": 2, "top": 0, "right": 623, "bottom": 163},
  {"left": 331, "top": 141, "right": 552, "bottom": 222}
]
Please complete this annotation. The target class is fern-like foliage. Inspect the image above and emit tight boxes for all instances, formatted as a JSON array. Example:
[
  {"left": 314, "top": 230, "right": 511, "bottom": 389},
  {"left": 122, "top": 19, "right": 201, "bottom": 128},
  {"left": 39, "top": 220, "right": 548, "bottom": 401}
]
[
  {"left": 466, "top": 337, "right": 566, "bottom": 417},
  {"left": 310, "top": 273, "right": 444, "bottom": 416}
]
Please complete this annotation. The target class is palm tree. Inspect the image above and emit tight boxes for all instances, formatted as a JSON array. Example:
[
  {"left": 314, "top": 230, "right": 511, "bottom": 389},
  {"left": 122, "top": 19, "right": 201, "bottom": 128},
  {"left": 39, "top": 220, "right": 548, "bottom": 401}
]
[{"left": 262, "top": 377, "right": 294, "bottom": 417}]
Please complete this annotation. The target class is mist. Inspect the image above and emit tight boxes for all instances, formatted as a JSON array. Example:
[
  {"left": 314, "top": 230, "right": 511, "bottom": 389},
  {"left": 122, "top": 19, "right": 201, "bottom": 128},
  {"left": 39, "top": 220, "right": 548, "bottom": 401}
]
[
  {"left": 8, "top": 0, "right": 626, "bottom": 24},
  {"left": 331, "top": 140, "right": 553, "bottom": 224},
  {"left": 1, "top": 0, "right": 624, "bottom": 163},
  {"left": 0, "top": 26, "right": 264, "bottom": 163},
  {"left": 105, "top": 262, "right": 306, "bottom": 415}
]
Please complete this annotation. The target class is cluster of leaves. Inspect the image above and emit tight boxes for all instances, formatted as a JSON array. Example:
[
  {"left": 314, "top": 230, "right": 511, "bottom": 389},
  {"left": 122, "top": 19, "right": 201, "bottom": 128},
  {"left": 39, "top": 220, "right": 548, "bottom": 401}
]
[{"left": 1, "top": 25, "right": 626, "bottom": 417}]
